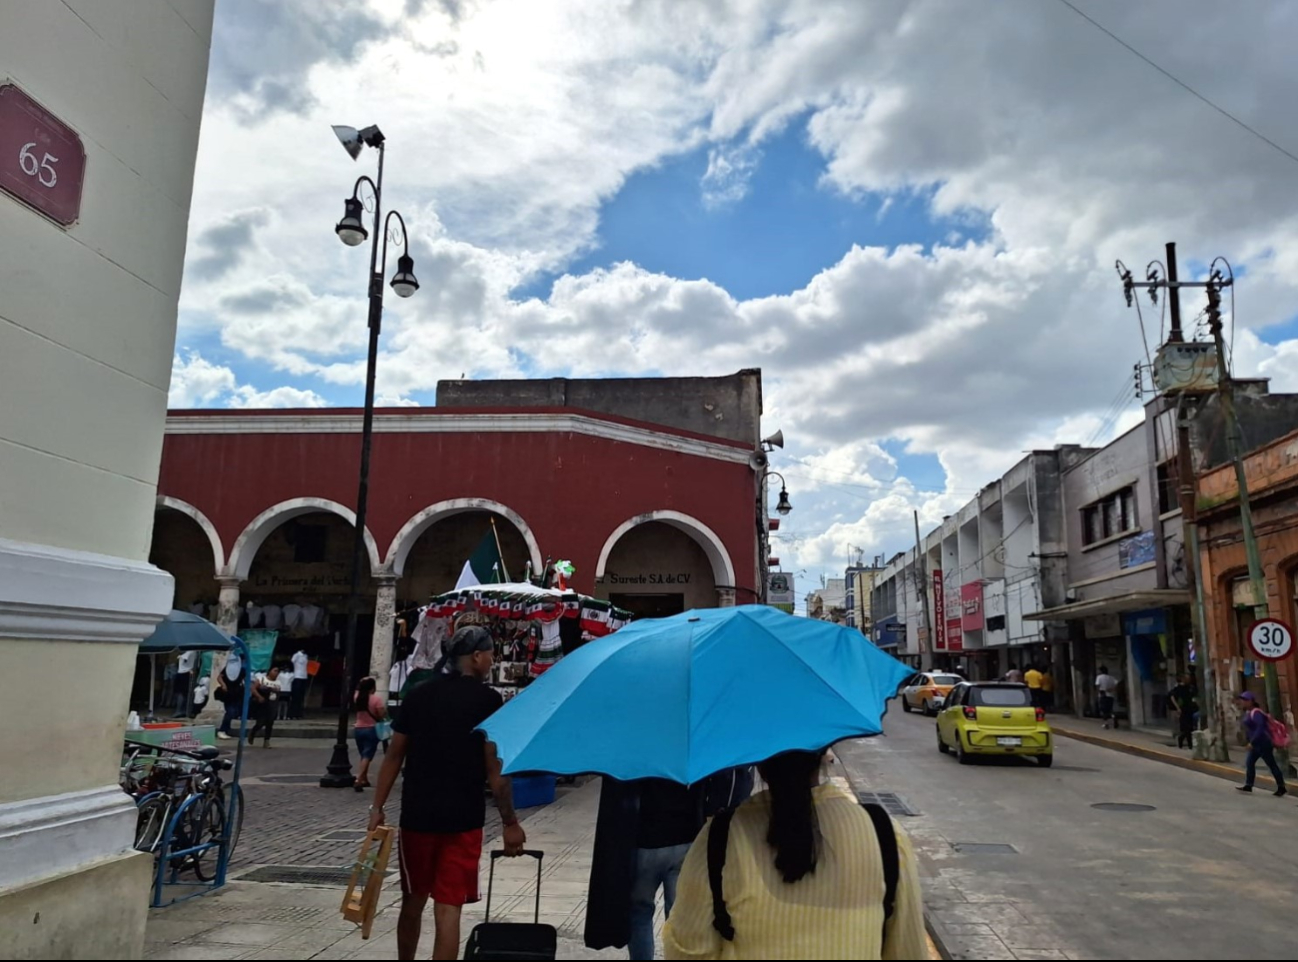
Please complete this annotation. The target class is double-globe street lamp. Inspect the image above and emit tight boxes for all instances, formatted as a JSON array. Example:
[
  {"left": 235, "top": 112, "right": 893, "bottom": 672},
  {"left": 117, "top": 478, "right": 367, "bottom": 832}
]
[{"left": 321, "top": 123, "right": 419, "bottom": 789}]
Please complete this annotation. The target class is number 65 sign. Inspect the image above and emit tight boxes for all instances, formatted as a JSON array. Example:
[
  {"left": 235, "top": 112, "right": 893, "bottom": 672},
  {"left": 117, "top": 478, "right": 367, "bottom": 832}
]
[
  {"left": 0, "top": 83, "right": 86, "bottom": 227},
  {"left": 1248, "top": 618, "right": 1295, "bottom": 663}
]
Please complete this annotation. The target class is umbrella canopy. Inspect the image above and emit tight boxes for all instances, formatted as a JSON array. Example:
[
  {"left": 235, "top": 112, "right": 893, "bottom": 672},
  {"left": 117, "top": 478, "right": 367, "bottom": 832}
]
[
  {"left": 478, "top": 604, "right": 912, "bottom": 784},
  {"left": 138, "top": 610, "right": 237, "bottom": 653}
]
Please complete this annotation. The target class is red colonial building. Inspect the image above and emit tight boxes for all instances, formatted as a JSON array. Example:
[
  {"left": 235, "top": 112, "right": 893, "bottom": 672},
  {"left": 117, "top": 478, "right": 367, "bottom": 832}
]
[{"left": 151, "top": 372, "right": 769, "bottom": 705}]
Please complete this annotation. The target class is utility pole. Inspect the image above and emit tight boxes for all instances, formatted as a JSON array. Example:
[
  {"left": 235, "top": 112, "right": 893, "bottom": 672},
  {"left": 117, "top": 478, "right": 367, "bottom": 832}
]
[
  {"left": 1163, "top": 242, "right": 1228, "bottom": 762},
  {"left": 1205, "top": 271, "right": 1286, "bottom": 767},
  {"left": 914, "top": 510, "right": 934, "bottom": 671}
]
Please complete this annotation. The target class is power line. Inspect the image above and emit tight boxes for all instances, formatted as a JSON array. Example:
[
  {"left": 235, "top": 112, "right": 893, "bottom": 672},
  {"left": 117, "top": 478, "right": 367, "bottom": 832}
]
[{"left": 1058, "top": 0, "right": 1298, "bottom": 169}]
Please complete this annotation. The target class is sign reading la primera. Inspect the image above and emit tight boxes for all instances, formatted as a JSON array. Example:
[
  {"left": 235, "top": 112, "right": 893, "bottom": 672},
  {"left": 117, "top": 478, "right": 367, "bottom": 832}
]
[{"left": 0, "top": 84, "right": 86, "bottom": 227}]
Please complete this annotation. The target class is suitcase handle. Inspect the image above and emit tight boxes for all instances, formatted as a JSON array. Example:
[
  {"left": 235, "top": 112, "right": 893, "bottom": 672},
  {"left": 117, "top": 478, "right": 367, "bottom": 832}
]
[{"left": 484, "top": 849, "right": 544, "bottom": 924}]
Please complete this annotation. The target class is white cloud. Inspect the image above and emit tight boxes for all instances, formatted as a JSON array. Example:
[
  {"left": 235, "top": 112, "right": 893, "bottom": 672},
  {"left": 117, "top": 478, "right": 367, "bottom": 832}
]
[
  {"left": 169, "top": 353, "right": 327, "bottom": 410},
  {"left": 180, "top": 0, "right": 1298, "bottom": 577},
  {"left": 169, "top": 352, "right": 237, "bottom": 407}
]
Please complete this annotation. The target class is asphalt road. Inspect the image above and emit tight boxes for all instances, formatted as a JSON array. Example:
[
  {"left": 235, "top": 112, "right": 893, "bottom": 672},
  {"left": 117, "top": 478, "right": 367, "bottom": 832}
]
[{"left": 836, "top": 711, "right": 1298, "bottom": 961}]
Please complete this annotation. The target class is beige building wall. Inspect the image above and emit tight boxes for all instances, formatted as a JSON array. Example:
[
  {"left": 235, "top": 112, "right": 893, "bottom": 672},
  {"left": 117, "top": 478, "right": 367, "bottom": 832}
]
[{"left": 0, "top": 1, "right": 214, "bottom": 957}]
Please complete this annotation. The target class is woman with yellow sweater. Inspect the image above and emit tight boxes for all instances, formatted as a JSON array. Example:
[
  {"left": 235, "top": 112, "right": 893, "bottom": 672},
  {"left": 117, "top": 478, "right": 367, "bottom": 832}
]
[{"left": 663, "top": 749, "right": 926, "bottom": 960}]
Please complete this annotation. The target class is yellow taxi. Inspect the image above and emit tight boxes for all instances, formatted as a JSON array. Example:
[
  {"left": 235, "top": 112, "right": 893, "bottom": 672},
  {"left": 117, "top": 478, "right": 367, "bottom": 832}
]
[
  {"left": 936, "top": 682, "right": 1053, "bottom": 767},
  {"left": 900, "top": 672, "right": 964, "bottom": 716}
]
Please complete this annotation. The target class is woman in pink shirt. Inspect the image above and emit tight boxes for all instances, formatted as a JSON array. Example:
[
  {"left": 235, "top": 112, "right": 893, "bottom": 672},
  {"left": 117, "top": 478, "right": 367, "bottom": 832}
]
[{"left": 353, "top": 676, "right": 387, "bottom": 792}]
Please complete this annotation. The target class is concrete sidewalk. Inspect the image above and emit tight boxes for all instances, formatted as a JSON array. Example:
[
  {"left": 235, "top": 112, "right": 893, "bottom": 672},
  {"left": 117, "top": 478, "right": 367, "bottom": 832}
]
[
  {"left": 1050, "top": 716, "right": 1270, "bottom": 789},
  {"left": 147, "top": 779, "right": 622, "bottom": 960},
  {"left": 147, "top": 772, "right": 942, "bottom": 960}
]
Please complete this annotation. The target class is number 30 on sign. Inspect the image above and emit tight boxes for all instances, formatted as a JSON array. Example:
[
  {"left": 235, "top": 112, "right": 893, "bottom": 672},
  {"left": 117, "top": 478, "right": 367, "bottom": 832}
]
[{"left": 1248, "top": 618, "right": 1295, "bottom": 663}]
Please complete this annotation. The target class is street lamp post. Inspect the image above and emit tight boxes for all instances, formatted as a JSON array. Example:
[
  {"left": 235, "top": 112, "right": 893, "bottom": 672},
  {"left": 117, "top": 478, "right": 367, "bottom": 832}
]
[{"left": 321, "top": 124, "right": 419, "bottom": 789}]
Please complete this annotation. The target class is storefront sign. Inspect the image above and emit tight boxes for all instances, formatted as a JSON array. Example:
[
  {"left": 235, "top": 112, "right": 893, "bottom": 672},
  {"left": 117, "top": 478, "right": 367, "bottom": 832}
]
[
  {"left": 932, "top": 570, "right": 946, "bottom": 651},
  {"left": 946, "top": 616, "right": 964, "bottom": 651},
  {"left": 132, "top": 724, "right": 217, "bottom": 752},
  {"left": 603, "top": 571, "right": 693, "bottom": 586},
  {"left": 961, "top": 581, "right": 985, "bottom": 632},
  {"left": 1118, "top": 531, "right": 1156, "bottom": 569},
  {"left": 1122, "top": 608, "right": 1166, "bottom": 638},
  {"left": 0, "top": 84, "right": 86, "bottom": 226},
  {"left": 1084, "top": 612, "right": 1122, "bottom": 638}
]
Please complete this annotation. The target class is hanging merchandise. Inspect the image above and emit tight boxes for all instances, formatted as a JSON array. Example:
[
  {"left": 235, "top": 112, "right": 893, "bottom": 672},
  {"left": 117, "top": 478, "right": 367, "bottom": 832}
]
[{"left": 240, "top": 629, "right": 279, "bottom": 673}]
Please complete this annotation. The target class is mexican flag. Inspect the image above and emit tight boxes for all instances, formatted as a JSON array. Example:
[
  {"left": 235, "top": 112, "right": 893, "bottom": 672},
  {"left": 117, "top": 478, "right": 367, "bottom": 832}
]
[{"left": 455, "top": 528, "right": 506, "bottom": 589}]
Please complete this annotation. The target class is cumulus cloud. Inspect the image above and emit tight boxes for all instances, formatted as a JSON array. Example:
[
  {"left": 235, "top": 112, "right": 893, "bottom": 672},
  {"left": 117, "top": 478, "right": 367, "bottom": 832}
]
[
  {"left": 180, "top": 0, "right": 1298, "bottom": 575},
  {"left": 169, "top": 353, "right": 327, "bottom": 409}
]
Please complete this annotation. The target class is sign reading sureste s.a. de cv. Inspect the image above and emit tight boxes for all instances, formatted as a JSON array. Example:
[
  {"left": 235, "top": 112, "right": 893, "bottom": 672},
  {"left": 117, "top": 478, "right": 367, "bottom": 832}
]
[{"left": 0, "top": 83, "right": 86, "bottom": 226}]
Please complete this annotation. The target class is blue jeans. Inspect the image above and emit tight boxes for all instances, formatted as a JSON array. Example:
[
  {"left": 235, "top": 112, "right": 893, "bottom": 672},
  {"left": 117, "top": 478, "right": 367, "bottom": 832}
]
[
  {"left": 1246, "top": 743, "right": 1286, "bottom": 792},
  {"left": 629, "top": 843, "right": 691, "bottom": 960},
  {"left": 219, "top": 701, "right": 241, "bottom": 735}
]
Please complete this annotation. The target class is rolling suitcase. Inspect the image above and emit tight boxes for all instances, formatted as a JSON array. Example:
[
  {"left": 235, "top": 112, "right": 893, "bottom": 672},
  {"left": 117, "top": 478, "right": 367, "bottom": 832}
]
[{"left": 463, "top": 849, "right": 557, "bottom": 960}]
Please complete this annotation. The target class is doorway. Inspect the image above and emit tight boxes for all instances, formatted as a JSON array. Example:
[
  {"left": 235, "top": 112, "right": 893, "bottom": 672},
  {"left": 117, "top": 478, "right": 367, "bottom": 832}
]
[{"left": 610, "top": 593, "right": 686, "bottom": 620}]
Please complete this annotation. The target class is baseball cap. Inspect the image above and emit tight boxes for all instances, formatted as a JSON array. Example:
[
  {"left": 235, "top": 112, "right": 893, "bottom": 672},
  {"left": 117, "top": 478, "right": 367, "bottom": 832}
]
[
  {"left": 1239, "top": 691, "right": 1257, "bottom": 702},
  {"left": 447, "top": 625, "right": 494, "bottom": 657}
]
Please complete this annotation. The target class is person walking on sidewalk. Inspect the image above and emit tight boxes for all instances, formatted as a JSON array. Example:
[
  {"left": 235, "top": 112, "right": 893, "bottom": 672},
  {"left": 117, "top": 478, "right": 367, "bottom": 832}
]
[
  {"left": 1024, "top": 663, "right": 1045, "bottom": 709},
  {"left": 289, "top": 648, "right": 309, "bottom": 719},
  {"left": 1096, "top": 667, "right": 1120, "bottom": 729},
  {"left": 663, "top": 749, "right": 927, "bottom": 960},
  {"left": 1168, "top": 675, "right": 1199, "bottom": 750},
  {"left": 247, "top": 667, "right": 280, "bottom": 748},
  {"left": 351, "top": 675, "right": 386, "bottom": 791},
  {"left": 1236, "top": 691, "right": 1288, "bottom": 797},
  {"left": 215, "top": 657, "right": 246, "bottom": 741},
  {"left": 367, "top": 626, "right": 526, "bottom": 961}
]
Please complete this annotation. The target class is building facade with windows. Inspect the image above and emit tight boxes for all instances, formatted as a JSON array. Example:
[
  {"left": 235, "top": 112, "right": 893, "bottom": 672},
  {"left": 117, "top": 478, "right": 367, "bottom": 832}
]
[{"left": 0, "top": 3, "right": 214, "bottom": 955}]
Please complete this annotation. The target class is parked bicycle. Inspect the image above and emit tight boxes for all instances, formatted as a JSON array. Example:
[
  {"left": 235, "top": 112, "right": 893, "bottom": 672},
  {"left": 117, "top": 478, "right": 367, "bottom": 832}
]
[{"left": 122, "top": 740, "right": 244, "bottom": 880}]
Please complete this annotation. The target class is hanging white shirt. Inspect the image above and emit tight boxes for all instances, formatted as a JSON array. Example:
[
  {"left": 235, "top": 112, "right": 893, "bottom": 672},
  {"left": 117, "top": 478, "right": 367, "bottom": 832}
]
[{"left": 292, "top": 650, "right": 309, "bottom": 680}]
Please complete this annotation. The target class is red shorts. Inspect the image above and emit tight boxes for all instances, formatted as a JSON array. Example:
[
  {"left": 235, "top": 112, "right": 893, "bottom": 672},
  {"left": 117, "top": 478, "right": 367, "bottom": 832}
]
[{"left": 397, "top": 828, "right": 483, "bottom": 906}]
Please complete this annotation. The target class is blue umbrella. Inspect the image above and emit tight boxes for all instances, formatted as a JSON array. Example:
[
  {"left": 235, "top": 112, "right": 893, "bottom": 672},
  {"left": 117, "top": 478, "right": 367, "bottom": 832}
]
[{"left": 478, "top": 604, "right": 912, "bottom": 784}]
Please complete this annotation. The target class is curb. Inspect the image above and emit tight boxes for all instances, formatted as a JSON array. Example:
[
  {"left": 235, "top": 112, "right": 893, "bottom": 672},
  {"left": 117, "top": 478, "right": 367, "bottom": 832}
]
[{"left": 1051, "top": 726, "right": 1269, "bottom": 788}]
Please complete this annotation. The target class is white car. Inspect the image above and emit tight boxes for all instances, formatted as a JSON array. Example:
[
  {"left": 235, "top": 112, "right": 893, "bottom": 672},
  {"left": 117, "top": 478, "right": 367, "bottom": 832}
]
[{"left": 899, "top": 672, "right": 965, "bottom": 716}]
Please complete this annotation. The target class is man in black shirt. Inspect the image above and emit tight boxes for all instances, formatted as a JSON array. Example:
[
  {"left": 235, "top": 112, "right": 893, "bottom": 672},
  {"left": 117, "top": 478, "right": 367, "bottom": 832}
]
[{"left": 369, "top": 626, "right": 525, "bottom": 960}]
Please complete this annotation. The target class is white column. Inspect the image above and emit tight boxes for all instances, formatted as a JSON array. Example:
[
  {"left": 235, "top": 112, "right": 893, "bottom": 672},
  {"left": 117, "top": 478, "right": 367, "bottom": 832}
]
[
  {"left": 372, "top": 577, "right": 397, "bottom": 698},
  {"left": 196, "top": 577, "right": 240, "bottom": 723},
  {"left": 716, "top": 587, "right": 737, "bottom": 608}
]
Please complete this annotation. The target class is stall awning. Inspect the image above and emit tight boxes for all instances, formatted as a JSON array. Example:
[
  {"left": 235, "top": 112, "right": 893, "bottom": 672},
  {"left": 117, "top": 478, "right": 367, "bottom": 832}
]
[
  {"left": 1023, "top": 589, "right": 1191, "bottom": 622},
  {"left": 138, "top": 610, "right": 237, "bottom": 652}
]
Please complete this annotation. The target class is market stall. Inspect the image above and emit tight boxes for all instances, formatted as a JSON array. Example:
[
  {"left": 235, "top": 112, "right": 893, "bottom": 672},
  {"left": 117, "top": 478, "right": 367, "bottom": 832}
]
[{"left": 398, "top": 581, "right": 633, "bottom": 701}]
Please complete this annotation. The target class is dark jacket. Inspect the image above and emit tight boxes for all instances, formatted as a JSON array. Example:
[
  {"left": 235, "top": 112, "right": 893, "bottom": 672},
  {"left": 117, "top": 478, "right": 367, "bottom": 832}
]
[
  {"left": 1244, "top": 707, "right": 1272, "bottom": 747},
  {"left": 583, "top": 767, "right": 754, "bottom": 950}
]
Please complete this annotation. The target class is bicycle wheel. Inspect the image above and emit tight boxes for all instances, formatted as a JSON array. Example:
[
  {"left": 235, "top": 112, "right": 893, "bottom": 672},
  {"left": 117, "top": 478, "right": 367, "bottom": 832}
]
[
  {"left": 225, "top": 783, "right": 245, "bottom": 864},
  {"left": 134, "top": 795, "right": 169, "bottom": 853},
  {"left": 191, "top": 795, "right": 225, "bottom": 882}
]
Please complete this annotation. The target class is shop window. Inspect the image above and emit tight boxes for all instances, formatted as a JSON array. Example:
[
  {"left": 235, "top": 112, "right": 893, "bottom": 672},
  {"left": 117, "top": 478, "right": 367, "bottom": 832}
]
[
  {"left": 291, "top": 524, "right": 328, "bottom": 563},
  {"left": 1082, "top": 486, "right": 1138, "bottom": 546},
  {"left": 986, "top": 614, "right": 1006, "bottom": 632}
]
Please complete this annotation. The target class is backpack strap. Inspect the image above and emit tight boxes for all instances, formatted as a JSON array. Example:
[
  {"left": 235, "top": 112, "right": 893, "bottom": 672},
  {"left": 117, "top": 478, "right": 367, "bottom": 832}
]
[
  {"left": 862, "top": 803, "right": 899, "bottom": 940},
  {"left": 707, "top": 808, "right": 737, "bottom": 941}
]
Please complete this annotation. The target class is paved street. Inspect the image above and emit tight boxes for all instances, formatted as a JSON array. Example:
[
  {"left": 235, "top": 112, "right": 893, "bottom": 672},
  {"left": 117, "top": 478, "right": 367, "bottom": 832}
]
[{"left": 837, "top": 711, "right": 1298, "bottom": 961}]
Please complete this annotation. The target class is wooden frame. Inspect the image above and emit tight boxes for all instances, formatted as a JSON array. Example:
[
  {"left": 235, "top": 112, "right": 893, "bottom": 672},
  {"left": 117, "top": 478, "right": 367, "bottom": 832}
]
[{"left": 341, "top": 825, "right": 395, "bottom": 939}]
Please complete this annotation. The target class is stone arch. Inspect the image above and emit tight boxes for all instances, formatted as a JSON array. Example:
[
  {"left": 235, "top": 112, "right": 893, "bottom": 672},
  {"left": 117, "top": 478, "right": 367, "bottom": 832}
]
[
  {"left": 156, "top": 496, "right": 225, "bottom": 575},
  {"left": 226, "top": 498, "right": 381, "bottom": 581},
  {"left": 595, "top": 510, "right": 736, "bottom": 589},
  {"left": 385, "top": 498, "right": 543, "bottom": 578}
]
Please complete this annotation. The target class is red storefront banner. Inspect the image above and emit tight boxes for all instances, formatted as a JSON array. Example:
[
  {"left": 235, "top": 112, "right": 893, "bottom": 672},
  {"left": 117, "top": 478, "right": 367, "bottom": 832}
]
[
  {"left": 961, "top": 581, "right": 985, "bottom": 632},
  {"left": 932, "top": 570, "right": 946, "bottom": 650},
  {"left": 946, "top": 617, "right": 964, "bottom": 651}
]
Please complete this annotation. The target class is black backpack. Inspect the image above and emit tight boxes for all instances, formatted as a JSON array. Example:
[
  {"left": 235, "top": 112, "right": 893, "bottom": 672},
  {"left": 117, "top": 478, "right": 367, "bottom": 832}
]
[{"left": 707, "top": 802, "right": 899, "bottom": 944}]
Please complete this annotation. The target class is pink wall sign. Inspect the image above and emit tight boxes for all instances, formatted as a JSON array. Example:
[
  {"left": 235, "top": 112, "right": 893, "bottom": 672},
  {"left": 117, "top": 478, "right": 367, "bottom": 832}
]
[
  {"left": 961, "top": 581, "right": 985, "bottom": 632},
  {"left": 0, "top": 84, "right": 86, "bottom": 226}
]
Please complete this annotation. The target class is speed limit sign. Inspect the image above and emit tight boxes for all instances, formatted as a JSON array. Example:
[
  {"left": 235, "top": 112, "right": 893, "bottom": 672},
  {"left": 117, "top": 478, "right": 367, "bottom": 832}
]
[{"left": 1248, "top": 618, "right": 1295, "bottom": 663}]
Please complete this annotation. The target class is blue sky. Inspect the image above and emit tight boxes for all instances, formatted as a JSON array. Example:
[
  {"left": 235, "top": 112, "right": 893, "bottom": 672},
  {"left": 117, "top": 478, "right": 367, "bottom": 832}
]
[{"left": 515, "top": 121, "right": 989, "bottom": 304}]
